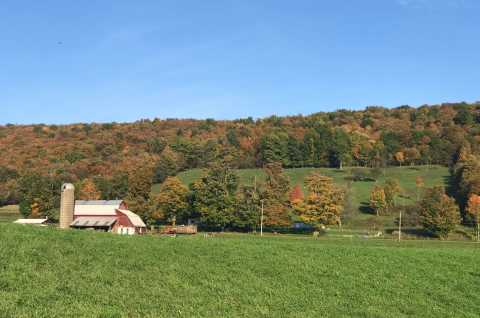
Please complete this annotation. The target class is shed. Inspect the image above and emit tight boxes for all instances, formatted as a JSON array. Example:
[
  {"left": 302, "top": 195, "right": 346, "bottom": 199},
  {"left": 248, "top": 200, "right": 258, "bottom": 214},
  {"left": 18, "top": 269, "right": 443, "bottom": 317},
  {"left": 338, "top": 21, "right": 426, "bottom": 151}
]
[{"left": 14, "top": 218, "right": 49, "bottom": 226}]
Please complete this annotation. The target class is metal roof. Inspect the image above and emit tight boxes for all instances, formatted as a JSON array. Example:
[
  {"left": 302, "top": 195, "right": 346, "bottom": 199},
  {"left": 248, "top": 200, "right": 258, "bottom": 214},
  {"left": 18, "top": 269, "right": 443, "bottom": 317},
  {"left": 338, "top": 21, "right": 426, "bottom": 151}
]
[
  {"left": 74, "top": 200, "right": 123, "bottom": 216},
  {"left": 75, "top": 200, "right": 123, "bottom": 206},
  {"left": 70, "top": 217, "right": 117, "bottom": 228},
  {"left": 117, "top": 209, "right": 147, "bottom": 228},
  {"left": 14, "top": 218, "right": 48, "bottom": 224}
]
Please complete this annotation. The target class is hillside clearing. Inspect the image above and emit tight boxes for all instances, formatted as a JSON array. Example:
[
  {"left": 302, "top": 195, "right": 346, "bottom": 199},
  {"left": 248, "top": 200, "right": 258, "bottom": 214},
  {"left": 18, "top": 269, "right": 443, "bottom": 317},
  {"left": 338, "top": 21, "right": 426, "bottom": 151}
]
[
  {"left": 152, "top": 166, "right": 449, "bottom": 228},
  {"left": 0, "top": 224, "right": 479, "bottom": 317}
]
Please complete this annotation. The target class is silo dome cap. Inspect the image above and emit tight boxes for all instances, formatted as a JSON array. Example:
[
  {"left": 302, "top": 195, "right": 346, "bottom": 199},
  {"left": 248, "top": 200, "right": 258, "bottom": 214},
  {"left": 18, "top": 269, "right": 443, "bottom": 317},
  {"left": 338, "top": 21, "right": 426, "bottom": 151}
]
[{"left": 62, "top": 183, "right": 75, "bottom": 190}]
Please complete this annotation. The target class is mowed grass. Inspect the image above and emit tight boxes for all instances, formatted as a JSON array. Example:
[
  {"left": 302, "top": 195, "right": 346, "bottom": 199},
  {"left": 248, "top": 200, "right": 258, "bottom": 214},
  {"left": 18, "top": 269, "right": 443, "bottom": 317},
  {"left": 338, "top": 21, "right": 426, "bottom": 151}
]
[
  {"left": 1, "top": 224, "right": 479, "bottom": 317},
  {"left": 152, "top": 166, "right": 449, "bottom": 228}
]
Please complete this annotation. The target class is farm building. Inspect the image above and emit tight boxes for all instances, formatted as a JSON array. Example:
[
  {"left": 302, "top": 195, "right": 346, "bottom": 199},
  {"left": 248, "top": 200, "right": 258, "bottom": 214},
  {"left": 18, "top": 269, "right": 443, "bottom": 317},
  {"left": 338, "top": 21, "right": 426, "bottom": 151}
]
[
  {"left": 14, "top": 218, "right": 49, "bottom": 226},
  {"left": 70, "top": 200, "right": 147, "bottom": 235}
]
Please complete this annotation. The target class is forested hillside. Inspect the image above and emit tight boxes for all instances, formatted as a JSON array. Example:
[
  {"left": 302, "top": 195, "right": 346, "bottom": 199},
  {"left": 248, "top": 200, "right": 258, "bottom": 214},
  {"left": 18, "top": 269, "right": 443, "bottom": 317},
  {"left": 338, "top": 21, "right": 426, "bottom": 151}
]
[
  {"left": 1, "top": 102, "right": 480, "bottom": 225},
  {"left": 1, "top": 102, "right": 480, "bottom": 178}
]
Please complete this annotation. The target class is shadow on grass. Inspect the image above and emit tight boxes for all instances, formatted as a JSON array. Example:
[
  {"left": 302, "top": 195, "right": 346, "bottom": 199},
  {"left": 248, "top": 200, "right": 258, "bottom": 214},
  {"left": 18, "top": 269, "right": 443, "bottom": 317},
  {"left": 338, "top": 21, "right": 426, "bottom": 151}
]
[
  {"left": 359, "top": 202, "right": 374, "bottom": 215},
  {"left": 385, "top": 227, "right": 439, "bottom": 239}
]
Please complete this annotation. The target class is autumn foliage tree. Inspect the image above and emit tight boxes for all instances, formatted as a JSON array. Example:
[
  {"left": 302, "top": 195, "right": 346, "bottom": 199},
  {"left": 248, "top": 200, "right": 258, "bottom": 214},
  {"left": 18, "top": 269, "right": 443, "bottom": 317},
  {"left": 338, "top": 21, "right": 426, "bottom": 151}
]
[
  {"left": 125, "top": 164, "right": 154, "bottom": 222},
  {"left": 261, "top": 162, "right": 291, "bottom": 227},
  {"left": 150, "top": 177, "right": 188, "bottom": 225},
  {"left": 289, "top": 184, "right": 304, "bottom": 204},
  {"left": 466, "top": 194, "right": 480, "bottom": 241},
  {"left": 419, "top": 187, "right": 460, "bottom": 238},
  {"left": 369, "top": 186, "right": 387, "bottom": 216},
  {"left": 78, "top": 178, "right": 101, "bottom": 200},
  {"left": 384, "top": 178, "right": 401, "bottom": 211},
  {"left": 294, "top": 173, "right": 344, "bottom": 226},
  {"left": 415, "top": 176, "right": 425, "bottom": 201}
]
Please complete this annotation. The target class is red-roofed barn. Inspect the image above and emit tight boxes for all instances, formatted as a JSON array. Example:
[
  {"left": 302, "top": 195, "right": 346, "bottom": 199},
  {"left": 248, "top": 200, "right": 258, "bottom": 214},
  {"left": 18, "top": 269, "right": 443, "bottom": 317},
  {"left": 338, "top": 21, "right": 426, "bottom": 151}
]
[{"left": 70, "top": 200, "right": 146, "bottom": 235}]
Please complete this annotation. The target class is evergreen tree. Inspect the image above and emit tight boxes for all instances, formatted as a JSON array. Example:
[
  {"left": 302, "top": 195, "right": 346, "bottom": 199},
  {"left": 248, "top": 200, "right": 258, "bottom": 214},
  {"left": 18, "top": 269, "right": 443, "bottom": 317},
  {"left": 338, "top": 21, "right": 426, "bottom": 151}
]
[
  {"left": 287, "top": 136, "right": 304, "bottom": 168},
  {"left": 329, "top": 129, "right": 351, "bottom": 169},
  {"left": 259, "top": 132, "right": 289, "bottom": 166},
  {"left": 234, "top": 184, "right": 261, "bottom": 231}
]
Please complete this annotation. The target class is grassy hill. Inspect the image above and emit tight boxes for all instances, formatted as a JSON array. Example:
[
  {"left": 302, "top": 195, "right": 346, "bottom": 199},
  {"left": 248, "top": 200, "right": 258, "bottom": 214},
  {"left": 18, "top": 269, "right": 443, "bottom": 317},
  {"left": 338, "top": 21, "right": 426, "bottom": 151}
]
[
  {"left": 0, "top": 224, "right": 479, "bottom": 317},
  {"left": 153, "top": 165, "right": 449, "bottom": 228}
]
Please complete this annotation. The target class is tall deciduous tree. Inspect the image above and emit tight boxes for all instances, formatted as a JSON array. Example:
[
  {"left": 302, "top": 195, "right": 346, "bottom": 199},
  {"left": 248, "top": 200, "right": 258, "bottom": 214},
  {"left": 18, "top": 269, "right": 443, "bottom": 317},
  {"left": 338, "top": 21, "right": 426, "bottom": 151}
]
[
  {"left": 262, "top": 162, "right": 291, "bottom": 227},
  {"left": 79, "top": 178, "right": 101, "bottom": 200},
  {"left": 466, "top": 194, "right": 480, "bottom": 241},
  {"left": 415, "top": 176, "right": 424, "bottom": 201},
  {"left": 17, "top": 173, "right": 62, "bottom": 220},
  {"left": 370, "top": 186, "right": 387, "bottom": 216},
  {"left": 384, "top": 178, "right": 401, "bottom": 210},
  {"left": 289, "top": 184, "right": 304, "bottom": 204},
  {"left": 419, "top": 187, "right": 460, "bottom": 238},
  {"left": 294, "top": 173, "right": 344, "bottom": 226},
  {"left": 150, "top": 177, "right": 188, "bottom": 225},
  {"left": 125, "top": 164, "right": 154, "bottom": 222},
  {"left": 190, "top": 162, "right": 239, "bottom": 230}
]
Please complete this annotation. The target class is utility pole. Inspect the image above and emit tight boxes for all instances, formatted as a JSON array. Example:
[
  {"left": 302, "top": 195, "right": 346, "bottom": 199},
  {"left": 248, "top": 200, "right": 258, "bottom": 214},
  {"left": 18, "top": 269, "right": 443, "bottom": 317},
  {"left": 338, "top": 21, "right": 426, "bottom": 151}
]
[
  {"left": 477, "top": 213, "right": 479, "bottom": 242},
  {"left": 260, "top": 200, "right": 264, "bottom": 237},
  {"left": 477, "top": 222, "right": 479, "bottom": 242},
  {"left": 398, "top": 209, "right": 402, "bottom": 242}
]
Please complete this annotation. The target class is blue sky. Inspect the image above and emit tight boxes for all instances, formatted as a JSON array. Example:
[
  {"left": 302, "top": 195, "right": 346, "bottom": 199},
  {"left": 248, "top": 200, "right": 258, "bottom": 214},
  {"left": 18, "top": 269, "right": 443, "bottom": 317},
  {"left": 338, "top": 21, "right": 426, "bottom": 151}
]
[{"left": 1, "top": 0, "right": 479, "bottom": 124}]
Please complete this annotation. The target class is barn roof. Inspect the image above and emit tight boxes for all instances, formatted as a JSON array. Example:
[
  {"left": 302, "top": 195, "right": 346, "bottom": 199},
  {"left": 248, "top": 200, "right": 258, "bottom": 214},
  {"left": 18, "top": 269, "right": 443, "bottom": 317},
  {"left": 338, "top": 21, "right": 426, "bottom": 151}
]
[
  {"left": 14, "top": 218, "right": 48, "bottom": 225},
  {"left": 117, "top": 209, "right": 146, "bottom": 228},
  {"left": 70, "top": 217, "right": 117, "bottom": 228},
  {"left": 74, "top": 200, "right": 123, "bottom": 216},
  {"left": 75, "top": 200, "right": 123, "bottom": 206}
]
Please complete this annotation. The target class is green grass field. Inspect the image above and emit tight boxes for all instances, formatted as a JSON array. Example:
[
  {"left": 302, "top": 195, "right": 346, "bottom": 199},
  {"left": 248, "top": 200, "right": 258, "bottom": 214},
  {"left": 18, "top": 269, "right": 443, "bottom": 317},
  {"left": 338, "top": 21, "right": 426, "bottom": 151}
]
[
  {"left": 0, "top": 224, "right": 479, "bottom": 317},
  {"left": 152, "top": 166, "right": 449, "bottom": 228}
]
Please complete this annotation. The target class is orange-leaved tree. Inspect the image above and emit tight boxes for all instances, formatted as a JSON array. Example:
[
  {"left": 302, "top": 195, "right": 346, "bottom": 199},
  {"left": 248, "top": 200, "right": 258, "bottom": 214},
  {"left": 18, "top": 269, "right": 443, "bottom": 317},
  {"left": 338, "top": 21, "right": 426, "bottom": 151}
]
[
  {"left": 369, "top": 186, "right": 387, "bottom": 216},
  {"left": 79, "top": 178, "right": 101, "bottom": 200},
  {"left": 466, "top": 194, "right": 480, "bottom": 241},
  {"left": 150, "top": 176, "right": 188, "bottom": 225},
  {"left": 294, "top": 173, "right": 344, "bottom": 227}
]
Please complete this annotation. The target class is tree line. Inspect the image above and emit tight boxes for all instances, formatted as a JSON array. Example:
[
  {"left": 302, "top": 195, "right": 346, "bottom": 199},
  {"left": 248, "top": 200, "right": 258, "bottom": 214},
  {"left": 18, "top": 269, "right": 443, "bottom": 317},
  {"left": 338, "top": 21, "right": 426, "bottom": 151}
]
[
  {"left": 5, "top": 154, "right": 480, "bottom": 239},
  {"left": 6, "top": 161, "right": 344, "bottom": 232},
  {"left": 0, "top": 102, "right": 480, "bottom": 194}
]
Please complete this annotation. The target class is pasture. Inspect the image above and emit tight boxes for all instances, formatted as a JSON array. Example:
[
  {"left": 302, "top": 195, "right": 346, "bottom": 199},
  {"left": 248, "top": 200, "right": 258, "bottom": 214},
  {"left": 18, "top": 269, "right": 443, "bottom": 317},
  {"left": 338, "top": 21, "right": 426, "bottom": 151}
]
[
  {"left": 0, "top": 224, "right": 478, "bottom": 317},
  {"left": 152, "top": 165, "right": 449, "bottom": 228}
]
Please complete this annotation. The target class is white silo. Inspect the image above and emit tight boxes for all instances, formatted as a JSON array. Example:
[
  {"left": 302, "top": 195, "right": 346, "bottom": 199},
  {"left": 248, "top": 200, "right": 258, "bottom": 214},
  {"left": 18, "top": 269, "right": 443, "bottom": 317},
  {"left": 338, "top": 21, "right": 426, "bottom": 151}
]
[{"left": 59, "top": 183, "right": 75, "bottom": 229}]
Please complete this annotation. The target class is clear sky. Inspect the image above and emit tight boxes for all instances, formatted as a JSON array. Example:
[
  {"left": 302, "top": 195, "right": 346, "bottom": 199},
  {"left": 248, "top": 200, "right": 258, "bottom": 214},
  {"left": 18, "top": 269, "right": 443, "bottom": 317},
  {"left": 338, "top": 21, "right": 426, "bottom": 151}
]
[{"left": 1, "top": 0, "right": 479, "bottom": 124}]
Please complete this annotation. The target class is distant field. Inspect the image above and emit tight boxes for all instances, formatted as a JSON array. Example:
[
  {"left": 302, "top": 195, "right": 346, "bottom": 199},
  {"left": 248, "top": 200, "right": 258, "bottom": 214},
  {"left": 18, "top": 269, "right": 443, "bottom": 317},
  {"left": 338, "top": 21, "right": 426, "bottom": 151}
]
[
  {"left": 153, "top": 166, "right": 449, "bottom": 228},
  {"left": 0, "top": 205, "right": 20, "bottom": 223},
  {"left": 0, "top": 224, "right": 478, "bottom": 317}
]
